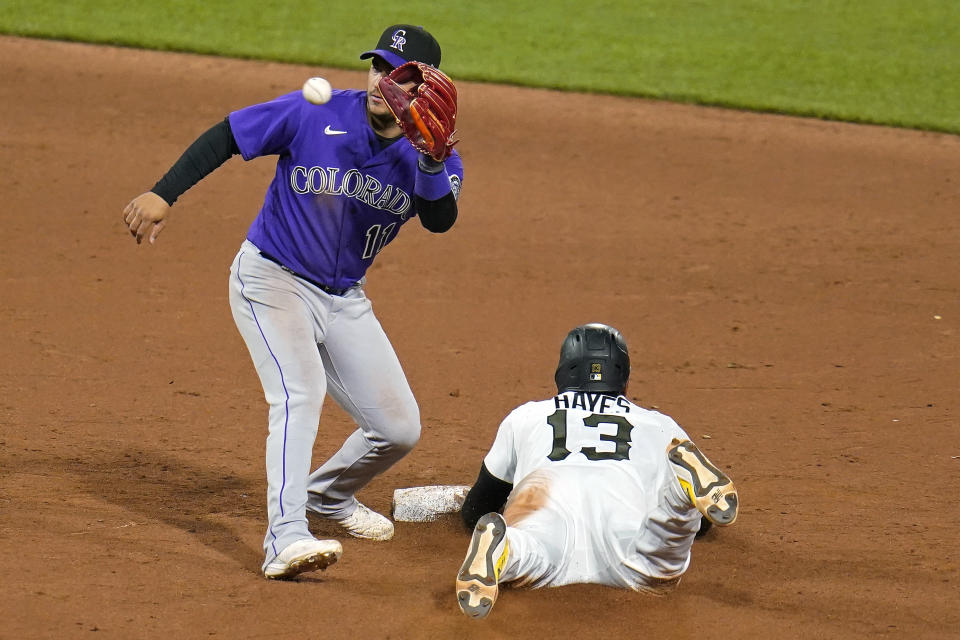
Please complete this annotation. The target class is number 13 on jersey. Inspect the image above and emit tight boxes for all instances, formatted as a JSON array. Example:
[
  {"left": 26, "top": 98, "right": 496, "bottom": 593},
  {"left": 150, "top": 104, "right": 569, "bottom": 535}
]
[{"left": 545, "top": 410, "right": 635, "bottom": 462}]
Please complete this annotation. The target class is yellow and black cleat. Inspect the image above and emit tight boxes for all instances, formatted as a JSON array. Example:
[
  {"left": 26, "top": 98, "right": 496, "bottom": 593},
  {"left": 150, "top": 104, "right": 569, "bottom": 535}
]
[
  {"left": 668, "top": 438, "right": 739, "bottom": 526},
  {"left": 456, "top": 512, "right": 509, "bottom": 619}
]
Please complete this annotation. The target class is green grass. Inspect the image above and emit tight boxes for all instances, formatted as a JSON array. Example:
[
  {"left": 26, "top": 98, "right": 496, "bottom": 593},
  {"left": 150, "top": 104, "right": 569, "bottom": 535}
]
[{"left": 2, "top": 0, "right": 958, "bottom": 133}]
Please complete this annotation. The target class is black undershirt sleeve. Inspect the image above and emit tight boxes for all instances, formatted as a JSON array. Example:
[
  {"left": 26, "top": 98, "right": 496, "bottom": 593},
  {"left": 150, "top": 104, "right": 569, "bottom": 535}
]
[
  {"left": 415, "top": 192, "right": 458, "bottom": 233},
  {"left": 151, "top": 118, "right": 240, "bottom": 205},
  {"left": 460, "top": 463, "right": 514, "bottom": 530}
]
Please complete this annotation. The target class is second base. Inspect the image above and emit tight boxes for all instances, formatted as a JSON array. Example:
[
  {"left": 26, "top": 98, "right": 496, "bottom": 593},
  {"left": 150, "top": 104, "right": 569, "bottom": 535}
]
[{"left": 392, "top": 485, "right": 471, "bottom": 522}]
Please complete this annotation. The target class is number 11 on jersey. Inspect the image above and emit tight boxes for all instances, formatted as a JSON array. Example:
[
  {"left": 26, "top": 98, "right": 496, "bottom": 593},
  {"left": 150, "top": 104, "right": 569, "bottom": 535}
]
[{"left": 362, "top": 222, "right": 397, "bottom": 258}]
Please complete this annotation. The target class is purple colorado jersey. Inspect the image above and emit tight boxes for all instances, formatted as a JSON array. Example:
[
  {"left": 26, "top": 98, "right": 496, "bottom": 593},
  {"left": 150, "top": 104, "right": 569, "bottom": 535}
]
[{"left": 229, "top": 89, "right": 464, "bottom": 290}]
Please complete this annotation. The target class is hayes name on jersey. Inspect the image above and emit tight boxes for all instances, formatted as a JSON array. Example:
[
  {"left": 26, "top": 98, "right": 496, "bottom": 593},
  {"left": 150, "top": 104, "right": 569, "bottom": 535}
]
[{"left": 554, "top": 392, "right": 633, "bottom": 414}]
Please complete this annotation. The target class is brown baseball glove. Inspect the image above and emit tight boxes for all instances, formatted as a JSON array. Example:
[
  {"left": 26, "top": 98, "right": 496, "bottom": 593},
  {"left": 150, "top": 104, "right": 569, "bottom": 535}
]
[{"left": 378, "top": 61, "right": 458, "bottom": 162}]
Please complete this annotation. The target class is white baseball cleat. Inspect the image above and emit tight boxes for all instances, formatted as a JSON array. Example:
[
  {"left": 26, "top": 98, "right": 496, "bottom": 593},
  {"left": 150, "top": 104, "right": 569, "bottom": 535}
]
[
  {"left": 456, "top": 512, "right": 509, "bottom": 619},
  {"left": 263, "top": 538, "right": 342, "bottom": 580},
  {"left": 667, "top": 438, "right": 739, "bottom": 526},
  {"left": 335, "top": 502, "right": 395, "bottom": 540}
]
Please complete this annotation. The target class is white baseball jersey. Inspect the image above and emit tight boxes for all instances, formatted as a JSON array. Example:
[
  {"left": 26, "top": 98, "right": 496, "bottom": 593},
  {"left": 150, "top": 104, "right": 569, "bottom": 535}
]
[{"left": 482, "top": 391, "right": 702, "bottom": 591}]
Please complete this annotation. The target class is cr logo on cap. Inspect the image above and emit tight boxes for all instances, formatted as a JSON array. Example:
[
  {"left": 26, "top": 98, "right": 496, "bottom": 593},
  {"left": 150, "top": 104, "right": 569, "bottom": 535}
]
[{"left": 390, "top": 29, "right": 407, "bottom": 52}]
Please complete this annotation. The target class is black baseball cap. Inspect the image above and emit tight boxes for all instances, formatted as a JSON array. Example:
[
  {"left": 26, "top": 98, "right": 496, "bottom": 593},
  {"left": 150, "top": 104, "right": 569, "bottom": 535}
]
[{"left": 360, "top": 24, "right": 442, "bottom": 69}]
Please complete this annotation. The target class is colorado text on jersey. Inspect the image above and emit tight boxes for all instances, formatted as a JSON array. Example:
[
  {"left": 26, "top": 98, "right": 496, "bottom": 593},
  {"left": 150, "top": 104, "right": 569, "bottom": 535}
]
[{"left": 289, "top": 165, "right": 413, "bottom": 219}]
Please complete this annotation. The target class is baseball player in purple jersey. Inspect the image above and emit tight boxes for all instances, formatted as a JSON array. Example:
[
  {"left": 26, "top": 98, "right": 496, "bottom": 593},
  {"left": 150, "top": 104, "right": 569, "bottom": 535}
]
[
  {"left": 122, "top": 25, "right": 463, "bottom": 579},
  {"left": 454, "top": 324, "right": 739, "bottom": 619}
]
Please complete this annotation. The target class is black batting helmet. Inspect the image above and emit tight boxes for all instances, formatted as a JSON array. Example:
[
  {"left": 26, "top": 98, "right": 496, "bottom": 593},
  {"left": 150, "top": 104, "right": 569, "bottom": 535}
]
[{"left": 554, "top": 323, "right": 630, "bottom": 395}]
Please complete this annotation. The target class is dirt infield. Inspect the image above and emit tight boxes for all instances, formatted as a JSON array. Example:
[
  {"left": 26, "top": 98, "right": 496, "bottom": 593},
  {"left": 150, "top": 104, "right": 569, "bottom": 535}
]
[{"left": 1, "top": 36, "right": 958, "bottom": 639}]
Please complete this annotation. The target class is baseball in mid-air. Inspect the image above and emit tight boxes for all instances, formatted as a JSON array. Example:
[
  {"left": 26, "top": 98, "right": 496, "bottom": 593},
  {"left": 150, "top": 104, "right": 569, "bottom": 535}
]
[{"left": 302, "top": 77, "right": 332, "bottom": 105}]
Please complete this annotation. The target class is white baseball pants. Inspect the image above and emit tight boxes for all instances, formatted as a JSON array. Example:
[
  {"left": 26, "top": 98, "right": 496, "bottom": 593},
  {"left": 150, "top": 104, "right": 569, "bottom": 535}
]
[{"left": 229, "top": 241, "right": 420, "bottom": 569}]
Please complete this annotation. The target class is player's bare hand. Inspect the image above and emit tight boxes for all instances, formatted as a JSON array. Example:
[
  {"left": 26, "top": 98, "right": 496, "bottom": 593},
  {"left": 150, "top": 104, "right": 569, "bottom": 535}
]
[{"left": 122, "top": 191, "right": 170, "bottom": 245}]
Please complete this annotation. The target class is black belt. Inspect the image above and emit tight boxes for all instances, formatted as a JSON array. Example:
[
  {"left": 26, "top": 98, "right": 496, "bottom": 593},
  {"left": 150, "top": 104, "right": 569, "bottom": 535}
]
[{"left": 258, "top": 251, "right": 354, "bottom": 296}]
